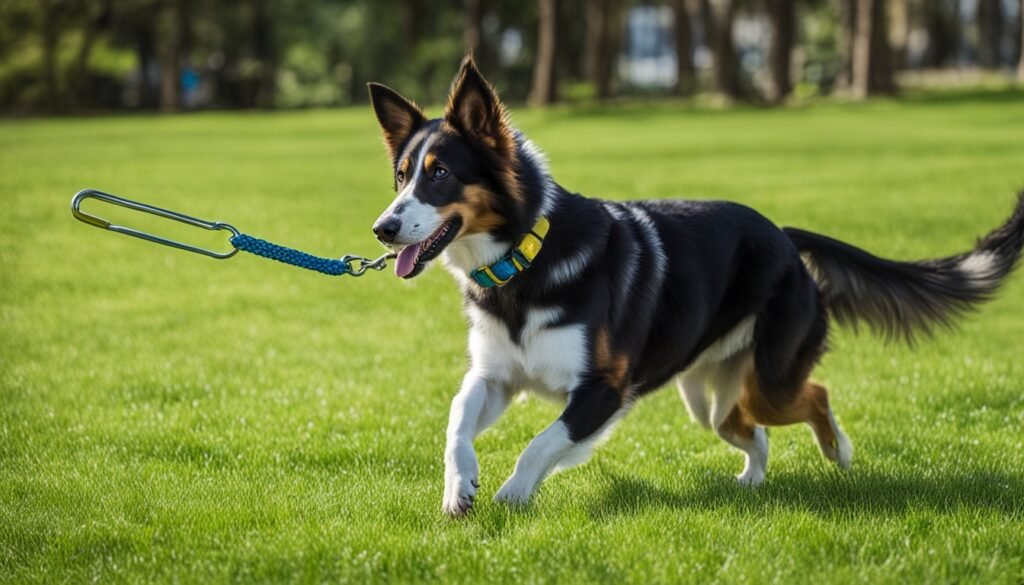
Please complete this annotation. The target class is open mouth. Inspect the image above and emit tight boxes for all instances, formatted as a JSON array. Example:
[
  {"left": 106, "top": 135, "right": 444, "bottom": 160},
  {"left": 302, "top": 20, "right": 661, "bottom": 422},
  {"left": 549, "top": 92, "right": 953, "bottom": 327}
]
[{"left": 394, "top": 217, "right": 463, "bottom": 279}]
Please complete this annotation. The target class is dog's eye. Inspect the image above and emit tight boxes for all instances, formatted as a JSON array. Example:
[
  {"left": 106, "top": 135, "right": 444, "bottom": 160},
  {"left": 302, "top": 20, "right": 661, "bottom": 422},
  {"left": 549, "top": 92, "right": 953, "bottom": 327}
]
[
  {"left": 432, "top": 166, "right": 450, "bottom": 181},
  {"left": 396, "top": 170, "right": 405, "bottom": 184}
]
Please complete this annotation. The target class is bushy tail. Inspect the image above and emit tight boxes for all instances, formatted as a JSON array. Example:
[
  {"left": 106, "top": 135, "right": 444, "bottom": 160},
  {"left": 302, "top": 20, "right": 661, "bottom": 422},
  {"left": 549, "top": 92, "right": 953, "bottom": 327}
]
[{"left": 783, "top": 192, "right": 1024, "bottom": 343}]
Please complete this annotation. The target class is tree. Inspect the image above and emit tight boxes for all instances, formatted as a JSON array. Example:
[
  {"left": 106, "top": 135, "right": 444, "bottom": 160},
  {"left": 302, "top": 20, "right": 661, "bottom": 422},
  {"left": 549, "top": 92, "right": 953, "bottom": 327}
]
[
  {"left": 766, "top": 0, "right": 795, "bottom": 102},
  {"left": 1019, "top": 0, "right": 1024, "bottom": 77},
  {"left": 850, "top": 0, "right": 895, "bottom": 98},
  {"left": 39, "top": 0, "right": 63, "bottom": 113},
  {"left": 977, "top": 0, "right": 1003, "bottom": 69},
  {"left": 158, "top": 0, "right": 179, "bottom": 112},
  {"left": 463, "top": 0, "right": 482, "bottom": 58},
  {"left": 670, "top": 0, "right": 696, "bottom": 95},
  {"left": 529, "top": 0, "right": 558, "bottom": 105},
  {"left": 920, "top": 0, "right": 955, "bottom": 68},
  {"left": 889, "top": 0, "right": 909, "bottom": 70},
  {"left": 707, "top": 0, "right": 741, "bottom": 99},
  {"left": 253, "top": 0, "right": 276, "bottom": 108},
  {"left": 583, "top": 0, "right": 620, "bottom": 99},
  {"left": 69, "top": 1, "right": 110, "bottom": 111}
]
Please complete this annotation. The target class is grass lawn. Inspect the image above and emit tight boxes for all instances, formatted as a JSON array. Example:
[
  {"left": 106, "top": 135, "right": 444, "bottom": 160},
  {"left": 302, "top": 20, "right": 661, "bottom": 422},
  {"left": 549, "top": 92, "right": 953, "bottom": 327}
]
[{"left": 2, "top": 89, "right": 1024, "bottom": 584}]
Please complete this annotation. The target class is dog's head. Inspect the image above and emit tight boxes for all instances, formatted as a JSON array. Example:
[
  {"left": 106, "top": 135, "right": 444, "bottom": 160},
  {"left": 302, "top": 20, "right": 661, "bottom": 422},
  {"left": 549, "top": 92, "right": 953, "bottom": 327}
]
[{"left": 368, "top": 57, "right": 531, "bottom": 279}]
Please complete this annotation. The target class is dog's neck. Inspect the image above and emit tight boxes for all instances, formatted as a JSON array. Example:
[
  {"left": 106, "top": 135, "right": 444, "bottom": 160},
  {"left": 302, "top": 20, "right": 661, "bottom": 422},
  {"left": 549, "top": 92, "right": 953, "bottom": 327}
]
[
  {"left": 442, "top": 134, "right": 558, "bottom": 280},
  {"left": 443, "top": 232, "right": 511, "bottom": 275}
]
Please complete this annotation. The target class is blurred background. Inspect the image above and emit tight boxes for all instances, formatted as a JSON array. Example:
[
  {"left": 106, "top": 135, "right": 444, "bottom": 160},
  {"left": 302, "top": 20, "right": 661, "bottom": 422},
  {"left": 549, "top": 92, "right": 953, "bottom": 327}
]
[{"left": 1, "top": 0, "right": 1022, "bottom": 115}]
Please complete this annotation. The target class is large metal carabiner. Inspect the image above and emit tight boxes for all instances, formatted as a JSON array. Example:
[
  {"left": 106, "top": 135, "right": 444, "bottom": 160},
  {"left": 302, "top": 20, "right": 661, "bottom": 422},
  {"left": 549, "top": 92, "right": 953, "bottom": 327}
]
[{"left": 71, "top": 188, "right": 240, "bottom": 259}]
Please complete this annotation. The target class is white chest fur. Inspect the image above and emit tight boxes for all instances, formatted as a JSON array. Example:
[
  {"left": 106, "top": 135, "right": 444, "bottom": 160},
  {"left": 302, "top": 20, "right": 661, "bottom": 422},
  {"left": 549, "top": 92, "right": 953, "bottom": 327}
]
[{"left": 466, "top": 305, "right": 586, "bottom": 396}]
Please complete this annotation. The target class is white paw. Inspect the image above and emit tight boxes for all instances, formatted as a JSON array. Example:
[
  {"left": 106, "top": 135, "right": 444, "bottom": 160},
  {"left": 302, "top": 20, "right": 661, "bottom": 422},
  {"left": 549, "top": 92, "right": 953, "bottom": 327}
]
[
  {"left": 493, "top": 476, "right": 534, "bottom": 506},
  {"left": 736, "top": 427, "right": 767, "bottom": 487},
  {"left": 736, "top": 468, "right": 765, "bottom": 487},
  {"left": 442, "top": 474, "right": 479, "bottom": 517},
  {"left": 835, "top": 428, "right": 854, "bottom": 470}
]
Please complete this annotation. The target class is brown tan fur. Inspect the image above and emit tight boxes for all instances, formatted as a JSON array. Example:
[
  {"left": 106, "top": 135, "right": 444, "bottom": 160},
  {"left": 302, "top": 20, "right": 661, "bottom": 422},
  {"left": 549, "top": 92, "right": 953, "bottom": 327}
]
[
  {"left": 593, "top": 329, "right": 631, "bottom": 398},
  {"left": 441, "top": 65, "right": 525, "bottom": 209},
  {"left": 375, "top": 98, "right": 423, "bottom": 160},
  {"left": 437, "top": 185, "right": 506, "bottom": 236},
  {"left": 719, "top": 361, "right": 842, "bottom": 462}
]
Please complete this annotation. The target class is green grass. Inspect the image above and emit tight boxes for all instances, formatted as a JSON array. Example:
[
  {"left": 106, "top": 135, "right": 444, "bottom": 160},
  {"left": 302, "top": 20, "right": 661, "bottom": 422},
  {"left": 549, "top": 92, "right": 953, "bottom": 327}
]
[{"left": 2, "top": 88, "right": 1024, "bottom": 584}]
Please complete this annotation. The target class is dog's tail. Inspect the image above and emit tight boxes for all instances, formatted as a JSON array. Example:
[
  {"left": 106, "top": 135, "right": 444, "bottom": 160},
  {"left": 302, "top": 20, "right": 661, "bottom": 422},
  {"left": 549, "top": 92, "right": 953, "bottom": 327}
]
[{"left": 783, "top": 192, "right": 1024, "bottom": 343}]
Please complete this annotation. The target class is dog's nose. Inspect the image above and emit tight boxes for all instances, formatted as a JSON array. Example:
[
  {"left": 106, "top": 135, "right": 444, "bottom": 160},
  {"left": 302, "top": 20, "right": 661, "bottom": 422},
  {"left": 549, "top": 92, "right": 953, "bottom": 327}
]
[{"left": 373, "top": 216, "right": 402, "bottom": 244}]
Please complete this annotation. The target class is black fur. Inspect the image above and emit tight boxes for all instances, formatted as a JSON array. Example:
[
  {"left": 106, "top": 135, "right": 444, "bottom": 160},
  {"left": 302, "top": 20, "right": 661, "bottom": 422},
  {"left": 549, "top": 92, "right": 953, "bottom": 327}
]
[
  {"left": 371, "top": 59, "right": 1024, "bottom": 469},
  {"left": 784, "top": 192, "right": 1024, "bottom": 343}
]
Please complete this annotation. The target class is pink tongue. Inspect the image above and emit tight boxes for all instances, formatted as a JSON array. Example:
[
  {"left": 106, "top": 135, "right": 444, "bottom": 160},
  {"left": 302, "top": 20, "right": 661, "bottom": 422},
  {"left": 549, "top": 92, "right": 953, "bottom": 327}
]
[{"left": 394, "top": 245, "right": 420, "bottom": 278}]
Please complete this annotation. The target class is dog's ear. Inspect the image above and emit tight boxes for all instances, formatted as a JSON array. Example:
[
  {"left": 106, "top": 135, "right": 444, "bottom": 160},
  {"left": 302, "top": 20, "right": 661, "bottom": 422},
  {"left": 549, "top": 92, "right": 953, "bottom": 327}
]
[
  {"left": 444, "top": 55, "right": 513, "bottom": 150},
  {"left": 367, "top": 83, "right": 426, "bottom": 161}
]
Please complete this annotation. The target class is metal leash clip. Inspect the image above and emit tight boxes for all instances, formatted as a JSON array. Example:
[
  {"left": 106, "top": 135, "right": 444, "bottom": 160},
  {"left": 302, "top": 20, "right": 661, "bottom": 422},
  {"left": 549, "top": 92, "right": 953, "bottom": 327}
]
[
  {"left": 71, "top": 188, "right": 240, "bottom": 259},
  {"left": 341, "top": 253, "right": 397, "bottom": 276},
  {"left": 71, "top": 188, "right": 395, "bottom": 278}
]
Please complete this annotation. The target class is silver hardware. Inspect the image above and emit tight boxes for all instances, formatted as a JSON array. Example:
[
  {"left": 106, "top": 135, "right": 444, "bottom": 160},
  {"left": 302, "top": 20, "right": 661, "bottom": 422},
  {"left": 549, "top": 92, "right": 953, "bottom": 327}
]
[{"left": 71, "top": 188, "right": 239, "bottom": 259}]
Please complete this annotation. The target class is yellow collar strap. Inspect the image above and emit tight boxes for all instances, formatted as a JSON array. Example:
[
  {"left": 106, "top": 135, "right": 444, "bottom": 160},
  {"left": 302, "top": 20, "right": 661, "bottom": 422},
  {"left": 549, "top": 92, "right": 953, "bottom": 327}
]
[{"left": 469, "top": 216, "right": 550, "bottom": 287}]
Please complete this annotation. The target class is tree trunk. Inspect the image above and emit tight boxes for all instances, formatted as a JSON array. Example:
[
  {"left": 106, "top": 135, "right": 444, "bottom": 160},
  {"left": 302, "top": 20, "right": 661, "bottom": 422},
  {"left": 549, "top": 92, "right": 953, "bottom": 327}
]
[
  {"left": 851, "top": 0, "right": 873, "bottom": 98},
  {"left": 977, "top": 0, "right": 1003, "bottom": 69},
  {"left": 584, "top": 0, "right": 619, "bottom": 99},
  {"left": 889, "top": 0, "right": 909, "bottom": 71},
  {"left": 529, "top": 0, "right": 558, "bottom": 106},
  {"left": 583, "top": 0, "right": 604, "bottom": 93},
  {"left": 70, "top": 2, "right": 107, "bottom": 111},
  {"left": 766, "top": 0, "right": 795, "bottom": 102},
  {"left": 869, "top": 0, "right": 895, "bottom": 93},
  {"left": 179, "top": 0, "right": 192, "bottom": 66},
  {"left": 922, "top": 0, "right": 953, "bottom": 68},
  {"left": 254, "top": 0, "right": 276, "bottom": 108},
  {"left": 851, "top": 0, "right": 894, "bottom": 98},
  {"left": 1019, "top": 0, "right": 1024, "bottom": 77},
  {"left": 404, "top": 0, "right": 421, "bottom": 50},
  {"left": 708, "top": 0, "right": 740, "bottom": 99},
  {"left": 136, "top": 19, "right": 159, "bottom": 109},
  {"left": 838, "top": 0, "right": 855, "bottom": 89},
  {"left": 40, "top": 0, "right": 60, "bottom": 114},
  {"left": 158, "top": 0, "right": 180, "bottom": 112},
  {"left": 464, "top": 0, "right": 483, "bottom": 60},
  {"left": 671, "top": 0, "right": 695, "bottom": 95}
]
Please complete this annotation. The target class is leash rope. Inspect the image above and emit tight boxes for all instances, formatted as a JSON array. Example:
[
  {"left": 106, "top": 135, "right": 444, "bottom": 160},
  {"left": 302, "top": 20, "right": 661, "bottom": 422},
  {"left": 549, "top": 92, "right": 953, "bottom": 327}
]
[
  {"left": 71, "top": 188, "right": 394, "bottom": 277},
  {"left": 229, "top": 234, "right": 353, "bottom": 276}
]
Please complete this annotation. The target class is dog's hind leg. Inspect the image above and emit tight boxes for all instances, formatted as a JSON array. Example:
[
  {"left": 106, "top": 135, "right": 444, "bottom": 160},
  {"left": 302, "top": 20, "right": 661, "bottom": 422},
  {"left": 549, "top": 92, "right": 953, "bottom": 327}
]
[
  {"left": 784, "top": 382, "right": 853, "bottom": 469},
  {"left": 739, "top": 377, "right": 854, "bottom": 471},
  {"left": 717, "top": 405, "right": 769, "bottom": 487},
  {"left": 805, "top": 383, "right": 853, "bottom": 469},
  {"left": 676, "top": 365, "right": 711, "bottom": 428},
  {"left": 708, "top": 352, "right": 769, "bottom": 486},
  {"left": 741, "top": 263, "right": 853, "bottom": 472}
]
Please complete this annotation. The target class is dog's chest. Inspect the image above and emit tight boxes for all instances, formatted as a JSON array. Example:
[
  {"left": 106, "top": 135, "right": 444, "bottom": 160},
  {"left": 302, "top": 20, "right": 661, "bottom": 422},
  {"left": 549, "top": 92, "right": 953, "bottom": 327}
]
[{"left": 467, "top": 305, "right": 586, "bottom": 395}]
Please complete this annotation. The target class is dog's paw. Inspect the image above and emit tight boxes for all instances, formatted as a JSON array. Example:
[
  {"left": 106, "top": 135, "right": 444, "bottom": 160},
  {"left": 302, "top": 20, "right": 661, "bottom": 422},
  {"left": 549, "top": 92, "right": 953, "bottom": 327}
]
[
  {"left": 493, "top": 477, "right": 533, "bottom": 506},
  {"left": 834, "top": 429, "right": 854, "bottom": 470},
  {"left": 442, "top": 475, "right": 479, "bottom": 517},
  {"left": 735, "top": 469, "right": 765, "bottom": 487}
]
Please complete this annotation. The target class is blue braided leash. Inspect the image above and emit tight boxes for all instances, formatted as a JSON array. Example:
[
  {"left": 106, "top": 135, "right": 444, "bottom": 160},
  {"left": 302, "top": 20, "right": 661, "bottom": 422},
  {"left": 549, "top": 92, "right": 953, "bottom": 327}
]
[
  {"left": 231, "top": 234, "right": 351, "bottom": 276},
  {"left": 70, "top": 189, "right": 395, "bottom": 278}
]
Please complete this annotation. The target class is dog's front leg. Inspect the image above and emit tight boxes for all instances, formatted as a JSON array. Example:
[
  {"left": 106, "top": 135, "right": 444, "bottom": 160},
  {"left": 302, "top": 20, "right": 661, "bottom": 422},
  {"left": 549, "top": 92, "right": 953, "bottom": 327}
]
[
  {"left": 443, "top": 370, "right": 511, "bottom": 516},
  {"left": 494, "top": 380, "right": 624, "bottom": 506}
]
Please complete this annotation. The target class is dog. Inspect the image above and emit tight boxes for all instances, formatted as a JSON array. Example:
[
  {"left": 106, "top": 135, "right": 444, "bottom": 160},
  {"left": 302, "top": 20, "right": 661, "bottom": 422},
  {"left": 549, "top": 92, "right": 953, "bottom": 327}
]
[{"left": 367, "top": 57, "right": 1024, "bottom": 516}]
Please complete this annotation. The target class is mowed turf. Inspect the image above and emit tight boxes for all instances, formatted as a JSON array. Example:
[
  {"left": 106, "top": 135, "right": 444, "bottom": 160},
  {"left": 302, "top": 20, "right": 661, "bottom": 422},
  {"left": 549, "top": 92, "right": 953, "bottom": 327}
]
[{"left": 1, "top": 89, "right": 1023, "bottom": 584}]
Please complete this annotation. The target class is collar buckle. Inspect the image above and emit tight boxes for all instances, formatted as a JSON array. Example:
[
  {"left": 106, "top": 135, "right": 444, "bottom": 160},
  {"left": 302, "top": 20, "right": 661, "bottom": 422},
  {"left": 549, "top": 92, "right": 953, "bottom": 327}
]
[{"left": 469, "top": 216, "right": 549, "bottom": 288}]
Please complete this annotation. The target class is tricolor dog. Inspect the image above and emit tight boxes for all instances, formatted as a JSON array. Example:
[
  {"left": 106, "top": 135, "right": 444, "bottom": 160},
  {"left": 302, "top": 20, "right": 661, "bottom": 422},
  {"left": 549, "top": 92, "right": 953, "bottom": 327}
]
[{"left": 367, "top": 57, "right": 1024, "bottom": 516}]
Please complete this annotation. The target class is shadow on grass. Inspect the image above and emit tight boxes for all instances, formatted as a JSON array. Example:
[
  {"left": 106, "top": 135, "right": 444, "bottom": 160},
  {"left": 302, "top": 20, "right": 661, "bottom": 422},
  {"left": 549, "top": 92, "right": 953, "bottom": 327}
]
[{"left": 588, "top": 468, "right": 1024, "bottom": 521}]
